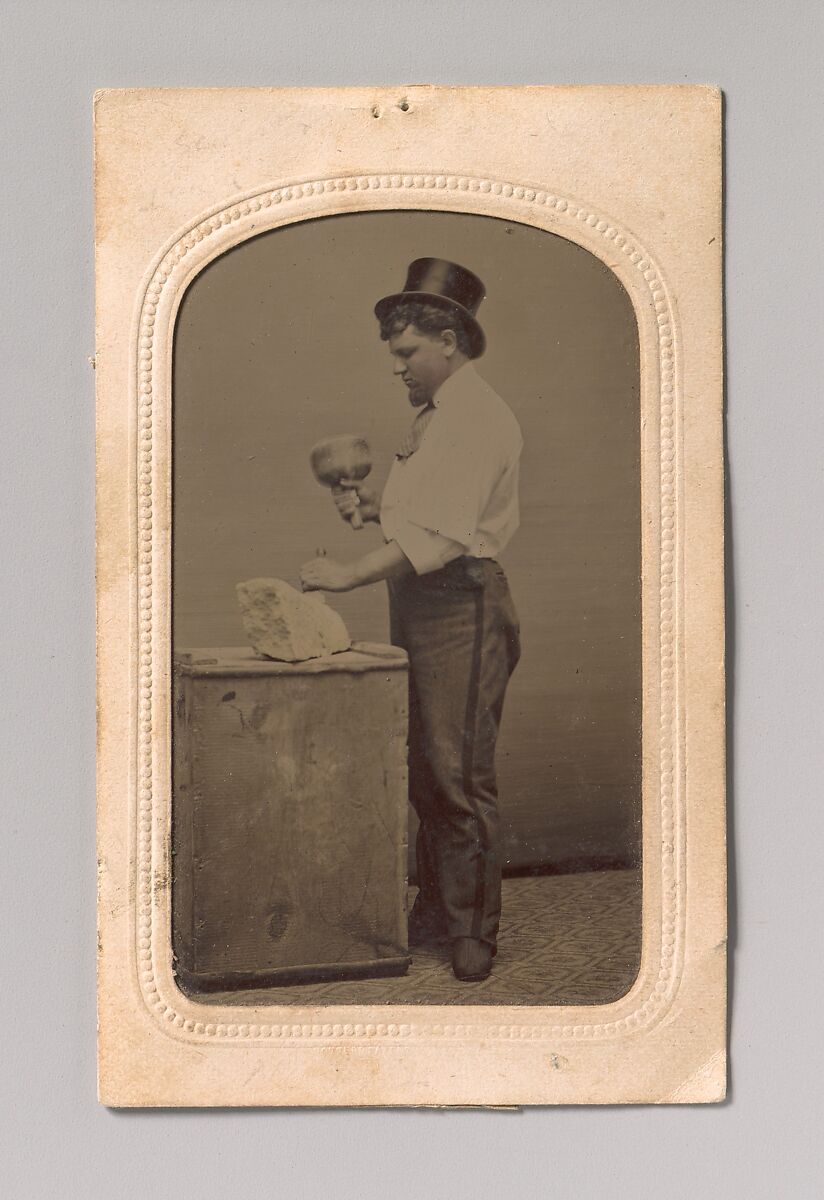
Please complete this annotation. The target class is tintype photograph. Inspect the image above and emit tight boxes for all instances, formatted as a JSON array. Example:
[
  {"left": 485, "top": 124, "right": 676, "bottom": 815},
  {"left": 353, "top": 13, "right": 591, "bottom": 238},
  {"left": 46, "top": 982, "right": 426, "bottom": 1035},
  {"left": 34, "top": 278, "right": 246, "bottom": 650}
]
[
  {"left": 96, "top": 86, "right": 725, "bottom": 1106},
  {"left": 171, "top": 217, "right": 642, "bottom": 1006}
]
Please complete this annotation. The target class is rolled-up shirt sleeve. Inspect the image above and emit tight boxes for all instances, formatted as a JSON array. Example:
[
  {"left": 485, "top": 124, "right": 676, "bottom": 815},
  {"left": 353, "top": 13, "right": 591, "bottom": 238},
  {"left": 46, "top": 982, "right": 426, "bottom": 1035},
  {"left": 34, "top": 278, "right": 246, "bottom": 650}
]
[{"left": 391, "top": 521, "right": 466, "bottom": 575}]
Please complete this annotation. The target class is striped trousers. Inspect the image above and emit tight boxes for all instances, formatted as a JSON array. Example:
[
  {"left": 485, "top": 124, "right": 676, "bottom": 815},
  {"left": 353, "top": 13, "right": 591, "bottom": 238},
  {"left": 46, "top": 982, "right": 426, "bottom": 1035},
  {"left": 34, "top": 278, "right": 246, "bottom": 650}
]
[{"left": 388, "top": 557, "right": 521, "bottom": 946}]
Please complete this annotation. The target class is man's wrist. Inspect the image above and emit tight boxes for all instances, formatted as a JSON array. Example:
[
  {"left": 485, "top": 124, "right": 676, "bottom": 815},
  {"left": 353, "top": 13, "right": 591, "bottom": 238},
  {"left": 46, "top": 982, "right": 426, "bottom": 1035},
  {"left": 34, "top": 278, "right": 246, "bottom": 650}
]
[{"left": 342, "top": 562, "right": 361, "bottom": 590}]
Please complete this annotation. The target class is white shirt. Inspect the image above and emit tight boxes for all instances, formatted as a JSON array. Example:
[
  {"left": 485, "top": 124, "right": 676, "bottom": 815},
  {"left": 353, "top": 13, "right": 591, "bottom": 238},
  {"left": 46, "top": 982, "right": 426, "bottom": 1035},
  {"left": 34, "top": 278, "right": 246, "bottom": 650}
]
[{"left": 380, "top": 362, "right": 523, "bottom": 575}]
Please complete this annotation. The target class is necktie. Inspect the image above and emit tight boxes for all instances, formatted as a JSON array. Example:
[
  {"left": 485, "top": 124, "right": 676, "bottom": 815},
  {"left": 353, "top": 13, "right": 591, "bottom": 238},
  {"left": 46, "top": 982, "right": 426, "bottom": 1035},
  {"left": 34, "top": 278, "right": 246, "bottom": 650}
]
[{"left": 396, "top": 403, "right": 436, "bottom": 460}]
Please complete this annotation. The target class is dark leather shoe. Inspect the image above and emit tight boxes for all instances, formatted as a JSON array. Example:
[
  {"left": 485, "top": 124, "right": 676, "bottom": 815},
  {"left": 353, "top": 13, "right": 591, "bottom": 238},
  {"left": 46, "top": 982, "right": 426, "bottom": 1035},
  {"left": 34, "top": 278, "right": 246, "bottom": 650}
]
[{"left": 451, "top": 937, "right": 494, "bottom": 982}]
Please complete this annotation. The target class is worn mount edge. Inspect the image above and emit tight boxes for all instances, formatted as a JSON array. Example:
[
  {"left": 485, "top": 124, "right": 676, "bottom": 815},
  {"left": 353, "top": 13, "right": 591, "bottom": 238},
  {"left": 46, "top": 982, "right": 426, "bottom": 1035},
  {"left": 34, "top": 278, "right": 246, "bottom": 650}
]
[{"left": 132, "top": 171, "right": 684, "bottom": 1045}]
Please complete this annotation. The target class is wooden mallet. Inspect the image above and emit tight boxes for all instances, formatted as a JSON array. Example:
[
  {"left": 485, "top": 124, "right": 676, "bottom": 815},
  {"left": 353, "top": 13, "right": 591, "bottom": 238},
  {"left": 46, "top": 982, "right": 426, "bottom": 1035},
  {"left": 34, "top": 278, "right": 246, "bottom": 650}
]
[{"left": 309, "top": 435, "right": 372, "bottom": 530}]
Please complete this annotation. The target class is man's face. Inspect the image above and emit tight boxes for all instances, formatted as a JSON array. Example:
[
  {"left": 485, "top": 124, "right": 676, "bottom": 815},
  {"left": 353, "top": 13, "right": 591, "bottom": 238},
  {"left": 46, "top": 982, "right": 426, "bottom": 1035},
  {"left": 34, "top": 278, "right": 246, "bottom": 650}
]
[{"left": 387, "top": 324, "right": 454, "bottom": 407}]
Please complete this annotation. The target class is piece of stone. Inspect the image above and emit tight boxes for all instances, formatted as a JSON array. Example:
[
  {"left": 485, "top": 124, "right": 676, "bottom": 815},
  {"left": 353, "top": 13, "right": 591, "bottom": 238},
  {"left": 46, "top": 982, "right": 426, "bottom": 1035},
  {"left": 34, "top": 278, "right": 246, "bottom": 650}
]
[{"left": 236, "top": 577, "right": 351, "bottom": 662}]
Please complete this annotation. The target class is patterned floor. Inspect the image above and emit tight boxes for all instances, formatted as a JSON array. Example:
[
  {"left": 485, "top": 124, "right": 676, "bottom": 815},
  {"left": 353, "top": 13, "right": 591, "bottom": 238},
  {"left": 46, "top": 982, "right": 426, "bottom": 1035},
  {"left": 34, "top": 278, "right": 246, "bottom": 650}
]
[{"left": 201, "top": 867, "right": 641, "bottom": 1008}]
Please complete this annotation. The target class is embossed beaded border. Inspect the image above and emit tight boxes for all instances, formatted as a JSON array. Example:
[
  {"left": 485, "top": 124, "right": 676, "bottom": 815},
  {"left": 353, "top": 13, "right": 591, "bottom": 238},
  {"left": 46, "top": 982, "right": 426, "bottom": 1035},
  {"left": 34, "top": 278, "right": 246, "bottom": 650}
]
[{"left": 134, "top": 173, "right": 683, "bottom": 1044}]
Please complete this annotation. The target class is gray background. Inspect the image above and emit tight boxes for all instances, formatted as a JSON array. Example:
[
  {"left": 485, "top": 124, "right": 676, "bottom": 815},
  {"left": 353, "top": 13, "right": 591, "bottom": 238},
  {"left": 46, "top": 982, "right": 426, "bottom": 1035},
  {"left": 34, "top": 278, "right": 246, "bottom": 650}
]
[
  {"left": 174, "top": 213, "right": 640, "bottom": 871},
  {"left": 3, "top": 0, "right": 822, "bottom": 1196}
]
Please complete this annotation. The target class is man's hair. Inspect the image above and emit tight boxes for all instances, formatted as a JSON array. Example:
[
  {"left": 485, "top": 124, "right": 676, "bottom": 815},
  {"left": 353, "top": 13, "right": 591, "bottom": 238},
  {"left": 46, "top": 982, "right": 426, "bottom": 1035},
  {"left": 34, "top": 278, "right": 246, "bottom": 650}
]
[{"left": 377, "top": 301, "right": 475, "bottom": 358}]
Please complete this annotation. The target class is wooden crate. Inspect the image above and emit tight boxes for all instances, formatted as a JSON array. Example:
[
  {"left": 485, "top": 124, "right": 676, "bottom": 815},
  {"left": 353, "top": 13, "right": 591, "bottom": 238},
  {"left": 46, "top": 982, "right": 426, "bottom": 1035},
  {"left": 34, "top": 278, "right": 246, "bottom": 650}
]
[{"left": 172, "top": 643, "right": 410, "bottom": 992}]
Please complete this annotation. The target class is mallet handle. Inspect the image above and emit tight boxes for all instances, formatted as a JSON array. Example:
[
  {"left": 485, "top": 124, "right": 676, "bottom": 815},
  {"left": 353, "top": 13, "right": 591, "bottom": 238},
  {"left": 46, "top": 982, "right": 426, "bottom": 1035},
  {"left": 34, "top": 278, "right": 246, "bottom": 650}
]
[{"left": 347, "top": 490, "right": 364, "bottom": 530}]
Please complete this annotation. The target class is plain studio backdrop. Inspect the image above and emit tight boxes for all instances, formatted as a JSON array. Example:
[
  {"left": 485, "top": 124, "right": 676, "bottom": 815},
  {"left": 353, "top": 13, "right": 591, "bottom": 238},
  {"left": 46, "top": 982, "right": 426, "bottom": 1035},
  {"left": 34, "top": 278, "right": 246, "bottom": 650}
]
[{"left": 173, "top": 209, "right": 641, "bottom": 871}]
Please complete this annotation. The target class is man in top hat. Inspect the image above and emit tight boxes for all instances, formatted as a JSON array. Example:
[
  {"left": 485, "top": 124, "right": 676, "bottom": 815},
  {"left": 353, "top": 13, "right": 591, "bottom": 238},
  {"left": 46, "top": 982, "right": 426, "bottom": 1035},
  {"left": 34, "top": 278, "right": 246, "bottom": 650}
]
[{"left": 301, "top": 259, "right": 522, "bottom": 982}]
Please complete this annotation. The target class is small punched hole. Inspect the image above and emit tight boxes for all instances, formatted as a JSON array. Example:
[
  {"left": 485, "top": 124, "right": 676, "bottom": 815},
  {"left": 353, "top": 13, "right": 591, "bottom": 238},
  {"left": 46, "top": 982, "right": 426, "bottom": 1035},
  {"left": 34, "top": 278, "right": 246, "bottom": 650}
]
[
  {"left": 371, "top": 105, "right": 380, "bottom": 118},
  {"left": 398, "top": 99, "right": 410, "bottom": 112}
]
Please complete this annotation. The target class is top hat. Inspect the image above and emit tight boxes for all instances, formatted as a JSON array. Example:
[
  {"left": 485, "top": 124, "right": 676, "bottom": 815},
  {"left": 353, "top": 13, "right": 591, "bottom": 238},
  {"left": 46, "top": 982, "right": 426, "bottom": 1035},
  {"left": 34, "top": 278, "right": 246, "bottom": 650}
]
[{"left": 374, "top": 258, "right": 486, "bottom": 358}]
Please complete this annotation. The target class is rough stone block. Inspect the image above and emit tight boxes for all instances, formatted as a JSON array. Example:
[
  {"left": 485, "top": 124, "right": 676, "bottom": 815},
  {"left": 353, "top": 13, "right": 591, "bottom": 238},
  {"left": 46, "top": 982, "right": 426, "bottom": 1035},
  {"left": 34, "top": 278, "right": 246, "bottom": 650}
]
[{"left": 236, "top": 577, "right": 351, "bottom": 662}]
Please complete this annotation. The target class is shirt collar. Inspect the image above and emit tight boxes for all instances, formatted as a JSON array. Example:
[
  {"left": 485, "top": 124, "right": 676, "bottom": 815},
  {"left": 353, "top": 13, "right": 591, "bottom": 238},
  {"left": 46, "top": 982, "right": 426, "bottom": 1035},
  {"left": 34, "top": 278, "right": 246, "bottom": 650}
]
[{"left": 431, "top": 360, "right": 477, "bottom": 409}]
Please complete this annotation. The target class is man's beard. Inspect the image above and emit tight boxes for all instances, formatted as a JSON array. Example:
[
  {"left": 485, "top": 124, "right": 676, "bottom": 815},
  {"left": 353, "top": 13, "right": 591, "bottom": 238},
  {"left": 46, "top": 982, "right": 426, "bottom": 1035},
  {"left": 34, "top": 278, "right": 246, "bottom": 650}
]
[{"left": 406, "top": 381, "right": 432, "bottom": 407}]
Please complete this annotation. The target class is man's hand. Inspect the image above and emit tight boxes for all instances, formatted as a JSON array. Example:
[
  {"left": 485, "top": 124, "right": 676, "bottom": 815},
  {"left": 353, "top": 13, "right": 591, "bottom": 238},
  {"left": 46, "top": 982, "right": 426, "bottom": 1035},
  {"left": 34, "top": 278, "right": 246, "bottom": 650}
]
[
  {"left": 300, "top": 557, "right": 355, "bottom": 593},
  {"left": 332, "top": 478, "right": 381, "bottom": 525},
  {"left": 301, "top": 541, "right": 413, "bottom": 594}
]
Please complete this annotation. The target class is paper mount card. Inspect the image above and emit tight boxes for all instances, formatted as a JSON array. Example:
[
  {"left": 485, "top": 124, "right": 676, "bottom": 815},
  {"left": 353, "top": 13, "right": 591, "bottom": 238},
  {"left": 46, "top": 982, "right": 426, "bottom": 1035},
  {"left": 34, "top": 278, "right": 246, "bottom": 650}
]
[{"left": 95, "top": 85, "right": 725, "bottom": 1107}]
